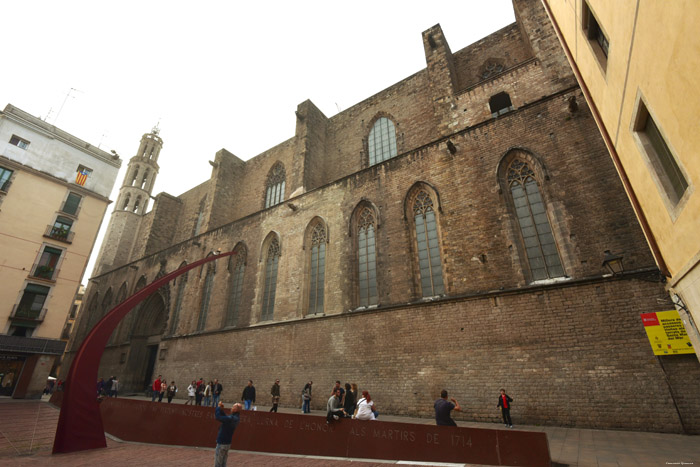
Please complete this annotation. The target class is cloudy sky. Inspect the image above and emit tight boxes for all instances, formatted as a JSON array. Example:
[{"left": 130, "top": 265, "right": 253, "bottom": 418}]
[{"left": 1, "top": 0, "right": 515, "bottom": 281}]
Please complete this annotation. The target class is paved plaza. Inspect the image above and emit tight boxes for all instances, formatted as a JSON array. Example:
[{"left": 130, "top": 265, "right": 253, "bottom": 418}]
[{"left": 0, "top": 396, "right": 698, "bottom": 466}]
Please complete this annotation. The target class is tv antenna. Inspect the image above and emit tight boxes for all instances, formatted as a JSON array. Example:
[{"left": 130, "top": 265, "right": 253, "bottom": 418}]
[{"left": 54, "top": 87, "right": 83, "bottom": 125}]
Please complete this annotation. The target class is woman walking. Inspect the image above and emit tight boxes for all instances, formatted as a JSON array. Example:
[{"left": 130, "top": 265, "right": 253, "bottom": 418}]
[{"left": 185, "top": 381, "right": 196, "bottom": 405}]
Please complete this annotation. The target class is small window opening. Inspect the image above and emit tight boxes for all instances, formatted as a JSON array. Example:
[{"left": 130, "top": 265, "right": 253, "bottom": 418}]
[
  {"left": 9, "top": 135, "right": 30, "bottom": 149},
  {"left": 490, "top": 92, "right": 514, "bottom": 117}
]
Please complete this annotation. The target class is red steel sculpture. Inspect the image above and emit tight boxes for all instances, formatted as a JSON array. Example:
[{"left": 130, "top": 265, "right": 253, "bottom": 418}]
[{"left": 53, "top": 251, "right": 235, "bottom": 453}]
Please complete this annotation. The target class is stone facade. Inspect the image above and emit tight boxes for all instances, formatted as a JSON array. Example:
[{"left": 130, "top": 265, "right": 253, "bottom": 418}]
[{"left": 64, "top": 0, "right": 700, "bottom": 433}]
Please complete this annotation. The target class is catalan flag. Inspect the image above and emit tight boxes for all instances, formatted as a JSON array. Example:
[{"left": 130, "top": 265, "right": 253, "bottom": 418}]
[{"left": 75, "top": 168, "right": 89, "bottom": 186}]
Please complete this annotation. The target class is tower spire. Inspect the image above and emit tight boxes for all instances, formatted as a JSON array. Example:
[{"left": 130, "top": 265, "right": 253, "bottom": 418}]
[
  {"left": 116, "top": 129, "right": 163, "bottom": 215},
  {"left": 92, "top": 128, "right": 164, "bottom": 275}
]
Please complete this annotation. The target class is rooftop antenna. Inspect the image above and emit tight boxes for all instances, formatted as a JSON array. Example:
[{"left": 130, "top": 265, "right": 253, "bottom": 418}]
[
  {"left": 97, "top": 131, "right": 108, "bottom": 149},
  {"left": 152, "top": 118, "right": 161, "bottom": 135},
  {"left": 54, "top": 87, "right": 83, "bottom": 125},
  {"left": 335, "top": 102, "right": 342, "bottom": 113}
]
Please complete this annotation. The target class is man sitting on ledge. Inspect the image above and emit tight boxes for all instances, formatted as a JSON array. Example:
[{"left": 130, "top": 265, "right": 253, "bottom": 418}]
[{"left": 327, "top": 387, "right": 346, "bottom": 423}]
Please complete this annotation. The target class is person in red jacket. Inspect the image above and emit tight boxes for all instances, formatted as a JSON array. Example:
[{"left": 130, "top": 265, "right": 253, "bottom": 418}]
[
  {"left": 497, "top": 388, "right": 514, "bottom": 428},
  {"left": 151, "top": 375, "right": 162, "bottom": 402}
]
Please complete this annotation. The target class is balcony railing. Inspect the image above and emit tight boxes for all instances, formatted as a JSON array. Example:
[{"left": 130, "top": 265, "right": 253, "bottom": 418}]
[
  {"left": 10, "top": 304, "right": 48, "bottom": 322},
  {"left": 32, "top": 265, "right": 56, "bottom": 281},
  {"left": 44, "top": 225, "right": 74, "bottom": 243}
]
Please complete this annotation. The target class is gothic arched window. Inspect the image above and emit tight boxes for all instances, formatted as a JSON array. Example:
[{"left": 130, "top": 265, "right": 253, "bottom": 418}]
[
  {"left": 261, "top": 237, "right": 280, "bottom": 321},
  {"left": 507, "top": 159, "right": 564, "bottom": 280},
  {"left": 193, "top": 197, "right": 206, "bottom": 236},
  {"left": 225, "top": 245, "right": 246, "bottom": 327},
  {"left": 357, "top": 207, "right": 378, "bottom": 307},
  {"left": 307, "top": 221, "right": 327, "bottom": 315},
  {"left": 122, "top": 194, "right": 130, "bottom": 210},
  {"left": 109, "top": 283, "right": 129, "bottom": 344},
  {"left": 480, "top": 60, "right": 505, "bottom": 80},
  {"left": 368, "top": 117, "right": 397, "bottom": 166},
  {"left": 265, "top": 163, "right": 286, "bottom": 208},
  {"left": 99, "top": 288, "right": 113, "bottom": 327},
  {"left": 412, "top": 189, "right": 444, "bottom": 297},
  {"left": 170, "top": 263, "right": 187, "bottom": 334},
  {"left": 198, "top": 264, "right": 215, "bottom": 331}
]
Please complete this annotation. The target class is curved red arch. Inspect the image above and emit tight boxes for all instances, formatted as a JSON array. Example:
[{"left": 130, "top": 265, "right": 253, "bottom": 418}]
[{"left": 53, "top": 251, "right": 235, "bottom": 453}]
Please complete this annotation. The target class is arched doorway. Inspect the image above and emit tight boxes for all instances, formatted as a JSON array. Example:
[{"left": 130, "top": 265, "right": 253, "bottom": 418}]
[{"left": 124, "top": 292, "right": 167, "bottom": 392}]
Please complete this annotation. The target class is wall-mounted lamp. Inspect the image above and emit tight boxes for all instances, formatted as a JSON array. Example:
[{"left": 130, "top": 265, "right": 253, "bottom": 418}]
[
  {"left": 446, "top": 140, "right": 457, "bottom": 155},
  {"left": 471, "top": 254, "right": 487, "bottom": 264},
  {"left": 602, "top": 250, "right": 624, "bottom": 275},
  {"left": 287, "top": 203, "right": 298, "bottom": 211}
]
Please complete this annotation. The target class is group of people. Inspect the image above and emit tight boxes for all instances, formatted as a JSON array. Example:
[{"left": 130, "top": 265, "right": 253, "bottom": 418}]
[
  {"left": 325, "top": 380, "right": 378, "bottom": 423},
  {"left": 299, "top": 380, "right": 378, "bottom": 423},
  {"left": 96, "top": 376, "right": 119, "bottom": 398},
  {"left": 434, "top": 388, "right": 514, "bottom": 428},
  {"left": 148, "top": 374, "right": 514, "bottom": 430},
  {"left": 182, "top": 377, "right": 224, "bottom": 406},
  {"left": 208, "top": 383, "right": 516, "bottom": 467}
]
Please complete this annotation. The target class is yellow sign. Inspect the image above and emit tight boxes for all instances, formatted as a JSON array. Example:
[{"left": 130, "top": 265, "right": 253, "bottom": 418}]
[{"left": 641, "top": 310, "right": 695, "bottom": 355}]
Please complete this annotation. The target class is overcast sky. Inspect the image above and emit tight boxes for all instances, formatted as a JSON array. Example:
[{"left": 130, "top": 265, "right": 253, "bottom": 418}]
[{"left": 1, "top": 0, "right": 515, "bottom": 282}]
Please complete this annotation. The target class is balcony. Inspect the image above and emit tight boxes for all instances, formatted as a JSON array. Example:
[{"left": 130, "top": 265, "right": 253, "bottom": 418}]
[
  {"left": 44, "top": 225, "right": 74, "bottom": 243},
  {"left": 10, "top": 304, "right": 47, "bottom": 323}
]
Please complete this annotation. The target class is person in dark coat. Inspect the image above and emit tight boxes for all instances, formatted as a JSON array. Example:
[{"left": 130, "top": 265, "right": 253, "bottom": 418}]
[
  {"left": 270, "top": 379, "right": 280, "bottom": 412},
  {"left": 343, "top": 383, "right": 356, "bottom": 417},
  {"left": 241, "top": 380, "right": 256, "bottom": 410}
]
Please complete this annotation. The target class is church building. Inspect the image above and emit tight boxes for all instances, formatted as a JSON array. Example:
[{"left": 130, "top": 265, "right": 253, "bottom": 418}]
[{"left": 65, "top": 0, "right": 700, "bottom": 433}]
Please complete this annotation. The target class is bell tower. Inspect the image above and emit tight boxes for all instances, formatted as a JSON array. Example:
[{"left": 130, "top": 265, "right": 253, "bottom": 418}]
[
  {"left": 115, "top": 126, "right": 162, "bottom": 215},
  {"left": 92, "top": 128, "right": 164, "bottom": 275}
]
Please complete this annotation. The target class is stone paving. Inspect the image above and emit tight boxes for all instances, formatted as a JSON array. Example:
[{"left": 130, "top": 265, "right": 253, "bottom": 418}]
[{"left": 1, "top": 396, "right": 699, "bottom": 466}]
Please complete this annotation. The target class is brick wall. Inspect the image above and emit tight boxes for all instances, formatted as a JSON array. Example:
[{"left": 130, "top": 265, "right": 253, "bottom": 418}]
[{"left": 92, "top": 276, "right": 698, "bottom": 433}]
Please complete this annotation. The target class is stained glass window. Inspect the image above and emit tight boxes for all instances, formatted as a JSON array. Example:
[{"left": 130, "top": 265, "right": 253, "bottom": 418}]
[
  {"left": 308, "top": 223, "right": 326, "bottom": 314},
  {"left": 265, "top": 164, "right": 286, "bottom": 208},
  {"left": 507, "top": 160, "right": 564, "bottom": 280},
  {"left": 226, "top": 247, "right": 246, "bottom": 327},
  {"left": 170, "top": 270, "right": 187, "bottom": 334},
  {"left": 358, "top": 208, "right": 378, "bottom": 306},
  {"left": 413, "top": 191, "right": 444, "bottom": 297},
  {"left": 198, "top": 266, "right": 214, "bottom": 331},
  {"left": 262, "top": 238, "right": 280, "bottom": 321},
  {"left": 368, "top": 117, "right": 397, "bottom": 166}
]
